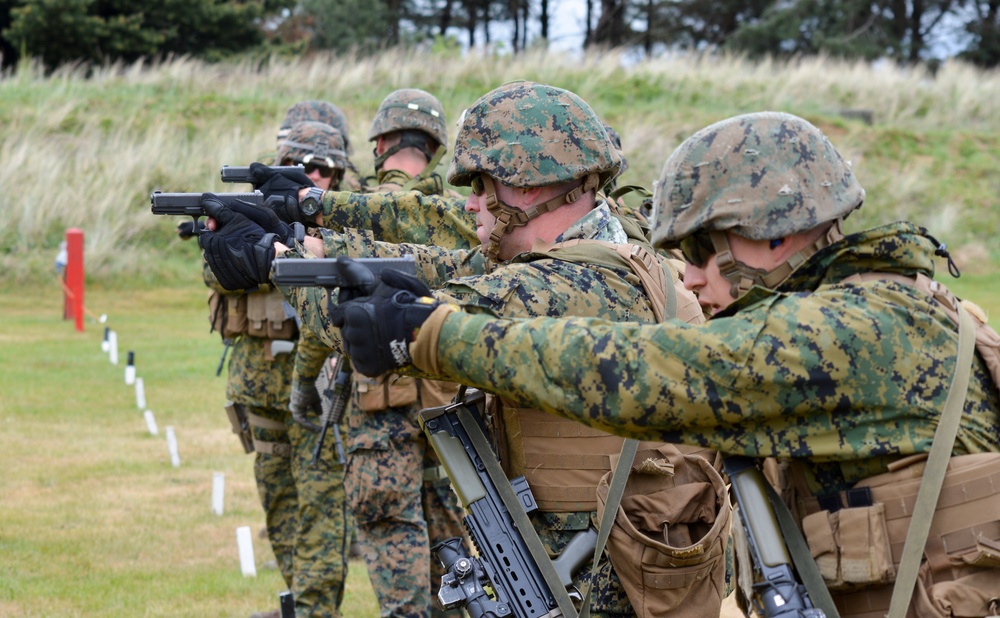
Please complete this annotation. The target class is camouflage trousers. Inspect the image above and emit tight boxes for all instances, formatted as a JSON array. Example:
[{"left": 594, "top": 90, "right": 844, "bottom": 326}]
[
  {"left": 531, "top": 511, "right": 636, "bottom": 618},
  {"left": 249, "top": 403, "right": 298, "bottom": 588},
  {"left": 288, "top": 421, "right": 349, "bottom": 618},
  {"left": 346, "top": 438, "right": 467, "bottom": 618}
]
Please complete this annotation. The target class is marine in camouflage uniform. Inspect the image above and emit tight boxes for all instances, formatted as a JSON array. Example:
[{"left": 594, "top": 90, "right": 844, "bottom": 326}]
[
  {"left": 285, "top": 82, "right": 729, "bottom": 617},
  {"left": 290, "top": 89, "right": 474, "bottom": 618},
  {"left": 334, "top": 112, "right": 1000, "bottom": 617},
  {"left": 275, "top": 122, "right": 352, "bottom": 618},
  {"left": 275, "top": 100, "right": 364, "bottom": 192}
]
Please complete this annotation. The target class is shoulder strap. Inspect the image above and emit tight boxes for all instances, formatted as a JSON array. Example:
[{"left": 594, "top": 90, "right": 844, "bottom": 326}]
[
  {"left": 400, "top": 144, "right": 447, "bottom": 192},
  {"left": 887, "top": 304, "right": 976, "bottom": 618},
  {"left": 579, "top": 438, "right": 639, "bottom": 618}
]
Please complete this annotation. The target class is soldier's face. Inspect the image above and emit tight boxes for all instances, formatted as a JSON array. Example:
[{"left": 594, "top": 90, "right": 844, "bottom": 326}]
[{"left": 683, "top": 233, "right": 775, "bottom": 314}]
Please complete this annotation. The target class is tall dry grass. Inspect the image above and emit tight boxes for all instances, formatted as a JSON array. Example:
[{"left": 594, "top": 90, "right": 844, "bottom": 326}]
[{"left": 1, "top": 48, "right": 998, "bottom": 283}]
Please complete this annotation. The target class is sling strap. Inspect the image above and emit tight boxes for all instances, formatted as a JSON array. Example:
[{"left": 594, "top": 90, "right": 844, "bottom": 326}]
[{"left": 887, "top": 304, "right": 976, "bottom": 618}]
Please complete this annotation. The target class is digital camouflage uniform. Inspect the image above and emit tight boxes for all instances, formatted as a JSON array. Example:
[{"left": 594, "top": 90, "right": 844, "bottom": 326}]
[
  {"left": 285, "top": 82, "right": 729, "bottom": 617},
  {"left": 395, "top": 113, "right": 1000, "bottom": 617},
  {"left": 277, "top": 121, "right": 352, "bottom": 618},
  {"left": 204, "top": 266, "right": 299, "bottom": 589},
  {"left": 291, "top": 89, "right": 473, "bottom": 618}
]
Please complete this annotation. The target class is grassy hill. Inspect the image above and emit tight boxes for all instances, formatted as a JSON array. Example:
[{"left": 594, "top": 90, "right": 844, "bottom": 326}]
[{"left": 1, "top": 48, "right": 998, "bottom": 284}]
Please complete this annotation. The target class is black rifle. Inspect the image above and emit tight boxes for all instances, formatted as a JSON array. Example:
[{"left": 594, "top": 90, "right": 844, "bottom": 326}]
[
  {"left": 220, "top": 164, "right": 304, "bottom": 185},
  {"left": 420, "top": 389, "right": 596, "bottom": 618},
  {"left": 312, "top": 354, "right": 349, "bottom": 466},
  {"left": 150, "top": 190, "right": 264, "bottom": 236},
  {"left": 724, "top": 457, "right": 826, "bottom": 618}
]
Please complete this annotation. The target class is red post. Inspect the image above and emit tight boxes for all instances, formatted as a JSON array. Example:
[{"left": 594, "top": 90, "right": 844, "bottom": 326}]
[{"left": 65, "top": 229, "right": 85, "bottom": 332}]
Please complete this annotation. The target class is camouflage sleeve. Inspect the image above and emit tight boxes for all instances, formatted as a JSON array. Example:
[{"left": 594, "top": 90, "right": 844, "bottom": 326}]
[
  {"left": 320, "top": 190, "right": 477, "bottom": 248},
  {"left": 294, "top": 327, "right": 333, "bottom": 383},
  {"left": 320, "top": 227, "right": 487, "bottom": 289},
  {"left": 428, "top": 288, "right": 998, "bottom": 465},
  {"left": 282, "top": 285, "right": 345, "bottom": 354}
]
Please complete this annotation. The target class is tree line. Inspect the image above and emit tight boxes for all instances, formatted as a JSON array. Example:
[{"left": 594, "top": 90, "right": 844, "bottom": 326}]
[{"left": 1, "top": 0, "right": 997, "bottom": 70}]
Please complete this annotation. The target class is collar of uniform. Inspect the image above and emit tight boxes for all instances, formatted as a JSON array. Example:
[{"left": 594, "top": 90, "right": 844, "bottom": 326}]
[{"left": 554, "top": 200, "right": 627, "bottom": 245}]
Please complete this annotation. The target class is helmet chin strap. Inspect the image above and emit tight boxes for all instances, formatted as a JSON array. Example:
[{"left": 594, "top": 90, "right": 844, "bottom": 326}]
[
  {"left": 480, "top": 173, "right": 599, "bottom": 260},
  {"left": 711, "top": 219, "right": 846, "bottom": 299}
]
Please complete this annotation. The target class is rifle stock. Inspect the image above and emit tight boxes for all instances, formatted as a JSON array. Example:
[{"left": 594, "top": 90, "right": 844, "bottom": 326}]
[
  {"left": 724, "top": 456, "right": 826, "bottom": 618},
  {"left": 420, "top": 390, "right": 594, "bottom": 618}
]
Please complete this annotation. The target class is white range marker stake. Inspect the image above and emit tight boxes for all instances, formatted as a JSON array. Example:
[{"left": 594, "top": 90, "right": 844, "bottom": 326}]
[
  {"left": 108, "top": 331, "right": 118, "bottom": 365},
  {"left": 165, "top": 426, "right": 181, "bottom": 467},
  {"left": 212, "top": 472, "right": 225, "bottom": 516},
  {"left": 143, "top": 410, "right": 159, "bottom": 436},
  {"left": 135, "top": 377, "right": 146, "bottom": 410},
  {"left": 125, "top": 351, "right": 136, "bottom": 385},
  {"left": 236, "top": 526, "right": 256, "bottom": 577}
]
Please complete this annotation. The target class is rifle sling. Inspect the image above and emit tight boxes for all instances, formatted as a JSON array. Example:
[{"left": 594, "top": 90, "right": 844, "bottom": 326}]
[
  {"left": 887, "top": 304, "right": 975, "bottom": 618},
  {"left": 766, "top": 476, "right": 841, "bottom": 617},
  {"left": 456, "top": 405, "right": 579, "bottom": 618},
  {"left": 579, "top": 438, "right": 639, "bottom": 618}
]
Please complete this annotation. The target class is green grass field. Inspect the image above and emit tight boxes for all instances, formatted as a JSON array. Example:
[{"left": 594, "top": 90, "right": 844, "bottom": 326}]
[{"left": 0, "top": 272, "right": 380, "bottom": 617}]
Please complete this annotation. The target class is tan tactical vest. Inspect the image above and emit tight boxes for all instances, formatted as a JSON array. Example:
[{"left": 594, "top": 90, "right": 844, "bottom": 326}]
[{"left": 495, "top": 240, "right": 705, "bottom": 512}]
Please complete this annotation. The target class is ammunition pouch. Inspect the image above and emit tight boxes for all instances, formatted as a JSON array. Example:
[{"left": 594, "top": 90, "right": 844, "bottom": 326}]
[
  {"left": 209, "top": 288, "right": 297, "bottom": 340},
  {"left": 596, "top": 444, "right": 731, "bottom": 618},
  {"left": 224, "top": 401, "right": 254, "bottom": 453},
  {"left": 798, "top": 453, "right": 1000, "bottom": 618},
  {"left": 354, "top": 373, "right": 419, "bottom": 411}
]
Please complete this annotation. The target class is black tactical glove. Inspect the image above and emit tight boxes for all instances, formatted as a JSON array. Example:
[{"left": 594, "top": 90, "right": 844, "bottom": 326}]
[
  {"left": 330, "top": 257, "right": 439, "bottom": 377},
  {"left": 226, "top": 198, "right": 304, "bottom": 248},
  {"left": 289, "top": 377, "right": 322, "bottom": 432},
  {"left": 176, "top": 220, "right": 206, "bottom": 240},
  {"left": 198, "top": 193, "right": 278, "bottom": 291},
  {"left": 250, "top": 162, "right": 315, "bottom": 224}
]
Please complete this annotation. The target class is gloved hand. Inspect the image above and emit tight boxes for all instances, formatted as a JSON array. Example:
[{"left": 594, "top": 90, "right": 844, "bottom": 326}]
[
  {"left": 290, "top": 377, "right": 322, "bottom": 432},
  {"left": 176, "top": 220, "right": 206, "bottom": 240},
  {"left": 250, "top": 162, "right": 314, "bottom": 224},
  {"left": 226, "top": 198, "right": 303, "bottom": 247},
  {"left": 198, "top": 193, "right": 277, "bottom": 291},
  {"left": 330, "top": 257, "right": 439, "bottom": 377}
]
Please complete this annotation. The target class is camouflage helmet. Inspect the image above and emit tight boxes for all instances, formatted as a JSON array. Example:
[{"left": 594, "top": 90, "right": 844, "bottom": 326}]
[
  {"left": 277, "top": 121, "right": 348, "bottom": 171},
  {"left": 278, "top": 100, "right": 352, "bottom": 155},
  {"left": 447, "top": 81, "right": 621, "bottom": 190},
  {"left": 602, "top": 122, "right": 629, "bottom": 176},
  {"left": 651, "top": 111, "right": 864, "bottom": 250},
  {"left": 367, "top": 88, "right": 448, "bottom": 149}
]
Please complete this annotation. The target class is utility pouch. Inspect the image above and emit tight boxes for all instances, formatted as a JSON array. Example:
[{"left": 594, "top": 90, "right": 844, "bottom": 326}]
[
  {"left": 354, "top": 373, "right": 419, "bottom": 411},
  {"left": 246, "top": 289, "right": 297, "bottom": 340},
  {"left": 225, "top": 401, "right": 254, "bottom": 454},
  {"left": 208, "top": 291, "right": 247, "bottom": 338},
  {"left": 802, "top": 503, "right": 895, "bottom": 590},
  {"left": 596, "top": 445, "right": 731, "bottom": 618}
]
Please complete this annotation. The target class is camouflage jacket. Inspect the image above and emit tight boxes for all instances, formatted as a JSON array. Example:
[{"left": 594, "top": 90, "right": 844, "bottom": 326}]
[
  {"left": 292, "top": 170, "right": 478, "bottom": 448},
  {"left": 417, "top": 221, "right": 1000, "bottom": 494}
]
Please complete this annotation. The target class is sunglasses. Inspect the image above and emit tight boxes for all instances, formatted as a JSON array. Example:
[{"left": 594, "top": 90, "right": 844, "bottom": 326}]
[
  {"left": 281, "top": 159, "right": 336, "bottom": 178},
  {"left": 678, "top": 231, "right": 717, "bottom": 267},
  {"left": 470, "top": 174, "right": 485, "bottom": 196}
]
